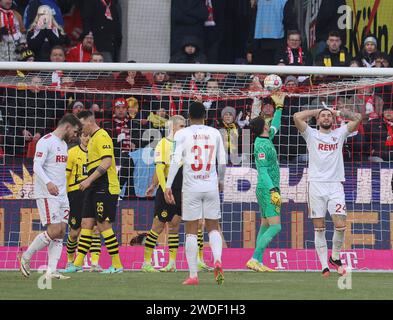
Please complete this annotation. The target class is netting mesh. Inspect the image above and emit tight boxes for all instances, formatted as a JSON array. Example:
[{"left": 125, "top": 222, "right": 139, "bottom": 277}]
[{"left": 0, "top": 68, "right": 392, "bottom": 270}]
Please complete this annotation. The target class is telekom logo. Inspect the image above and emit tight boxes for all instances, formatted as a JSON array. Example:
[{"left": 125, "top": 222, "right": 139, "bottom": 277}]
[
  {"left": 340, "top": 252, "right": 358, "bottom": 269},
  {"left": 270, "top": 251, "right": 288, "bottom": 270}
]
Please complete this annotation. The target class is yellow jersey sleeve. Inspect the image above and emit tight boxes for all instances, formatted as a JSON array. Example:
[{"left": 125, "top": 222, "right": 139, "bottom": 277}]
[
  {"left": 66, "top": 147, "right": 76, "bottom": 173},
  {"left": 95, "top": 131, "right": 114, "bottom": 160},
  {"left": 154, "top": 139, "right": 166, "bottom": 164}
]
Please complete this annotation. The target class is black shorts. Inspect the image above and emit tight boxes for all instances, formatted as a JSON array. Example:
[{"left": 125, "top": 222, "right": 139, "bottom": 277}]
[
  {"left": 154, "top": 187, "right": 182, "bottom": 223},
  {"left": 82, "top": 188, "right": 119, "bottom": 223},
  {"left": 68, "top": 190, "right": 84, "bottom": 230}
]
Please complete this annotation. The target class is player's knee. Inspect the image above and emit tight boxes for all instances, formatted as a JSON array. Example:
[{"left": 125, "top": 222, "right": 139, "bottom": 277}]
[
  {"left": 272, "top": 224, "right": 282, "bottom": 233},
  {"left": 168, "top": 221, "right": 180, "bottom": 233},
  {"left": 153, "top": 223, "right": 165, "bottom": 234}
]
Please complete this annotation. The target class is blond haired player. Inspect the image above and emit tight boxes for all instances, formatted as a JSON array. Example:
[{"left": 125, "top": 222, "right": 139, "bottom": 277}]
[
  {"left": 293, "top": 107, "right": 362, "bottom": 277},
  {"left": 19, "top": 114, "right": 82, "bottom": 279},
  {"left": 142, "top": 115, "right": 186, "bottom": 272},
  {"left": 165, "top": 102, "right": 226, "bottom": 285}
]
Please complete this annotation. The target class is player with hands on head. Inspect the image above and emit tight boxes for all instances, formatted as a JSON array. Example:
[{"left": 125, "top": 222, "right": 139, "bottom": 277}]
[{"left": 293, "top": 105, "right": 362, "bottom": 277}]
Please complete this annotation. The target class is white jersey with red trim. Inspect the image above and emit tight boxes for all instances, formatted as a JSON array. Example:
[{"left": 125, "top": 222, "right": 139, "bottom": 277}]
[
  {"left": 171, "top": 125, "right": 226, "bottom": 192},
  {"left": 33, "top": 133, "right": 68, "bottom": 199},
  {"left": 301, "top": 124, "right": 350, "bottom": 182}
]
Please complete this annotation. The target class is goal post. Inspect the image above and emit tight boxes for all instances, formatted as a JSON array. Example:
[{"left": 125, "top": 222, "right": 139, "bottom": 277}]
[{"left": 0, "top": 62, "right": 392, "bottom": 271}]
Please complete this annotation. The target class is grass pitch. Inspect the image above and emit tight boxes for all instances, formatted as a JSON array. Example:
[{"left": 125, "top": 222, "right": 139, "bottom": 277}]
[{"left": 0, "top": 271, "right": 392, "bottom": 300}]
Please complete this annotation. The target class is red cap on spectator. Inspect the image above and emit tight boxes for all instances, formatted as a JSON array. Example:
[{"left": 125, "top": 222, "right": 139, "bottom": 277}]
[{"left": 113, "top": 98, "right": 127, "bottom": 108}]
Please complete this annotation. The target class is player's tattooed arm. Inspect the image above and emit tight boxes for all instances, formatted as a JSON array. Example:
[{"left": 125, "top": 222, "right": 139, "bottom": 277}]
[
  {"left": 340, "top": 110, "right": 362, "bottom": 133},
  {"left": 79, "top": 157, "right": 112, "bottom": 191}
]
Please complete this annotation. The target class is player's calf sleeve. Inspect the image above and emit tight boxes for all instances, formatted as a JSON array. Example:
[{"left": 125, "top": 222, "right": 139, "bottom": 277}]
[
  {"left": 252, "top": 224, "right": 270, "bottom": 262},
  {"left": 314, "top": 228, "right": 329, "bottom": 270},
  {"left": 66, "top": 234, "right": 78, "bottom": 263},
  {"left": 253, "top": 224, "right": 281, "bottom": 263},
  {"left": 144, "top": 229, "right": 159, "bottom": 264},
  {"left": 332, "top": 227, "right": 346, "bottom": 260},
  {"left": 74, "top": 229, "right": 93, "bottom": 267},
  {"left": 185, "top": 234, "right": 198, "bottom": 278},
  {"left": 208, "top": 230, "right": 223, "bottom": 264},
  {"left": 197, "top": 229, "right": 204, "bottom": 261},
  {"left": 47, "top": 239, "right": 63, "bottom": 273},
  {"left": 24, "top": 231, "right": 51, "bottom": 260},
  {"left": 168, "top": 233, "right": 179, "bottom": 263},
  {"left": 101, "top": 229, "right": 122, "bottom": 269},
  {"left": 90, "top": 233, "right": 101, "bottom": 266}
]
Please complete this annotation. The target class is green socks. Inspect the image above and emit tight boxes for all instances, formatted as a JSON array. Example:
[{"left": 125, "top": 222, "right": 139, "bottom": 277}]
[{"left": 252, "top": 224, "right": 282, "bottom": 263}]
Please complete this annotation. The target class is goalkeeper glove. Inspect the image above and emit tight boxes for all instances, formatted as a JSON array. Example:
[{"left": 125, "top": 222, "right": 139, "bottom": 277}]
[
  {"left": 270, "top": 188, "right": 281, "bottom": 206},
  {"left": 271, "top": 92, "right": 286, "bottom": 108}
]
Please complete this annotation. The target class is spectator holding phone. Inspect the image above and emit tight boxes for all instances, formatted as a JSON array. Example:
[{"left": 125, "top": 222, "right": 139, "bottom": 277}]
[{"left": 26, "top": 4, "right": 68, "bottom": 61}]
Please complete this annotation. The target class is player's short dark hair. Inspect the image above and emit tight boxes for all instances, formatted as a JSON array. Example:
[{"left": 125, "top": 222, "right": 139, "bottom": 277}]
[
  {"left": 328, "top": 30, "right": 341, "bottom": 39},
  {"left": 317, "top": 108, "right": 333, "bottom": 118},
  {"left": 249, "top": 116, "right": 265, "bottom": 137},
  {"left": 77, "top": 110, "right": 94, "bottom": 120},
  {"left": 188, "top": 102, "right": 206, "bottom": 120},
  {"left": 58, "top": 113, "right": 82, "bottom": 129}
]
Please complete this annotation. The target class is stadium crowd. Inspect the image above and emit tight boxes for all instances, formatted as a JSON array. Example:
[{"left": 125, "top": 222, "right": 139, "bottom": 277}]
[{"left": 0, "top": 0, "right": 393, "bottom": 199}]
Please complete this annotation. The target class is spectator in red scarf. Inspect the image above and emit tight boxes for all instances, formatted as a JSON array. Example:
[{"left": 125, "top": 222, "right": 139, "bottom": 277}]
[
  {"left": 0, "top": 0, "right": 27, "bottom": 61},
  {"left": 103, "top": 97, "right": 136, "bottom": 198},
  {"left": 26, "top": 4, "right": 68, "bottom": 61},
  {"left": 66, "top": 30, "right": 96, "bottom": 62},
  {"left": 275, "top": 30, "right": 312, "bottom": 66},
  {"left": 104, "top": 97, "right": 134, "bottom": 158},
  {"left": 364, "top": 104, "right": 393, "bottom": 162}
]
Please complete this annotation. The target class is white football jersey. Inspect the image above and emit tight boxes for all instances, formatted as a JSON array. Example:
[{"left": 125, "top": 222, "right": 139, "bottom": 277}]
[
  {"left": 33, "top": 133, "right": 68, "bottom": 199},
  {"left": 172, "top": 125, "right": 226, "bottom": 192},
  {"left": 302, "top": 125, "right": 350, "bottom": 182}
]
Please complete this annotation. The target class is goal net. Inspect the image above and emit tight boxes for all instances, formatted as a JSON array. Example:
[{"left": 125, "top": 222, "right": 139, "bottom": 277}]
[{"left": 0, "top": 63, "right": 392, "bottom": 271}]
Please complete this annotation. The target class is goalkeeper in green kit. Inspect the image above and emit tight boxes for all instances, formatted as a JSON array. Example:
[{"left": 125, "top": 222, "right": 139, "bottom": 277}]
[{"left": 246, "top": 91, "right": 286, "bottom": 272}]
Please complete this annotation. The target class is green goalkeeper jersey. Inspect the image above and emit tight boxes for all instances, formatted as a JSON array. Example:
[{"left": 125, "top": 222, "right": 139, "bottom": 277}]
[{"left": 254, "top": 109, "right": 282, "bottom": 190}]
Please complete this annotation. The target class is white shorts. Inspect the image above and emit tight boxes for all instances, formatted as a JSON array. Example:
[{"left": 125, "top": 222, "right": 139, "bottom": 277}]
[
  {"left": 36, "top": 197, "right": 70, "bottom": 226},
  {"left": 182, "top": 191, "right": 221, "bottom": 221},
  {"left": 307, "top": 182, "right": 347, "bottom": 219}
]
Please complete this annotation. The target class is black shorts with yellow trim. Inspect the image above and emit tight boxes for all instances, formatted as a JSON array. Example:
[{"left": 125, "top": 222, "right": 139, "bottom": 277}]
[
  {"left": 68, "top": 190, "right": 84, "bottom": 230},
  {"left": 82, "top": 188, "right": 119, "bottom": 223},
  {"left": 154, "top": 187, "right": 182, "bottom": 223}
]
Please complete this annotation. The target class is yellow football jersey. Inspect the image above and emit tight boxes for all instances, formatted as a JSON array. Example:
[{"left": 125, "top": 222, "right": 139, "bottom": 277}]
[
  {"left": 87, "top": 128, "right": 120, "bottom": 195},
  {"left": 66, "top": 145, "right": 88, "bottom": 193},
  {"left": 154, "top": 137, "right": 182, "bottom": 190},
  {"left": 154, "top": 137, "right": 173, "bottom": 178}
]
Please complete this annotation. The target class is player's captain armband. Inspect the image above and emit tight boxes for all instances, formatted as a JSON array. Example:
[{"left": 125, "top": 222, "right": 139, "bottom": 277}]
[
  {"left": 258, "top": 152, "right": 265, "bottom": 159},
  {"left": 35, "top": 152, "right": 43, "bottom": 158}
]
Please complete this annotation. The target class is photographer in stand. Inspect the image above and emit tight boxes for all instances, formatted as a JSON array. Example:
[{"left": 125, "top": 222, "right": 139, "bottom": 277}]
[{"left": 0, "top": 0, "right": 27, "bottom": 61}]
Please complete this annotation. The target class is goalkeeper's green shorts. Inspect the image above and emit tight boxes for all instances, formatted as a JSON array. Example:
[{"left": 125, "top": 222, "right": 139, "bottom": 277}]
[{"left": 256, "top": 187, "right": 281, "bottom": 218}]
